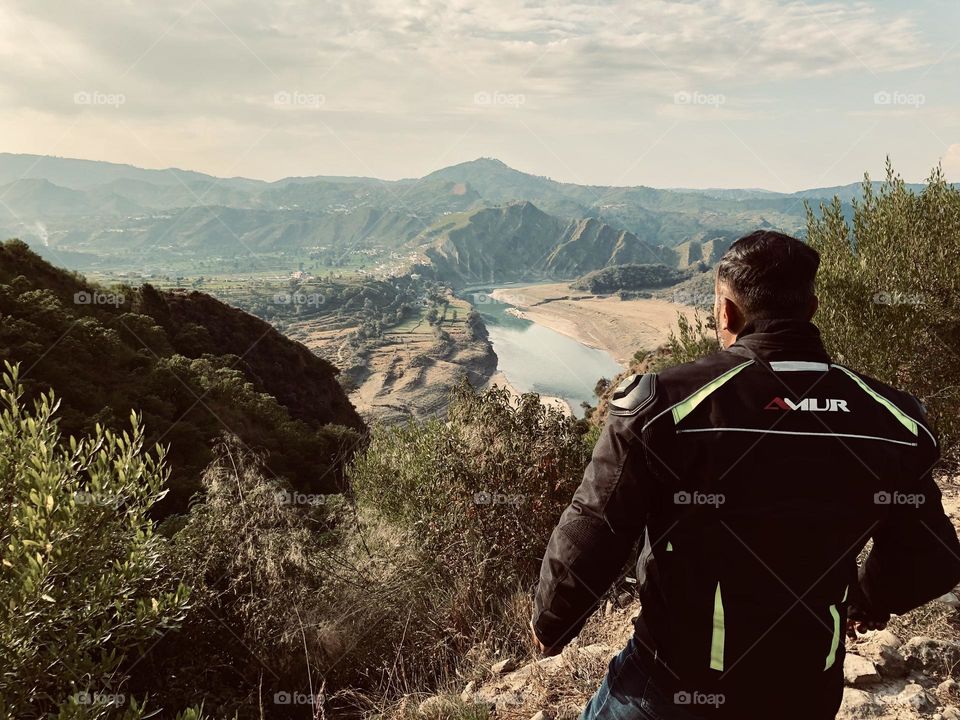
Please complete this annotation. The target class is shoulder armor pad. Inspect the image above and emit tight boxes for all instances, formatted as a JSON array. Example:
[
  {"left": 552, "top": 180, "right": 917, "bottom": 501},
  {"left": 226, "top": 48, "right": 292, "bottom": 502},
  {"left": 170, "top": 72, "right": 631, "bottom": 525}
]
[{"left": 609, "top": 373, "right": 656, "bottom": 416}]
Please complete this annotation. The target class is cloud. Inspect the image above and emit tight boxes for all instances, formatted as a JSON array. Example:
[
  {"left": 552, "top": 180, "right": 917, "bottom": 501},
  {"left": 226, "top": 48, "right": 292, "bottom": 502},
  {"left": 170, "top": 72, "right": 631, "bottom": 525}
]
[
  {"left": 0, "top": 0, "right": 932, "bottom": 118},
  {"left": 944, "top": 144, "right": 960, "bottom": 182},
  {"left": 0, "top": 0, "right": 949, "bottom": 185}
]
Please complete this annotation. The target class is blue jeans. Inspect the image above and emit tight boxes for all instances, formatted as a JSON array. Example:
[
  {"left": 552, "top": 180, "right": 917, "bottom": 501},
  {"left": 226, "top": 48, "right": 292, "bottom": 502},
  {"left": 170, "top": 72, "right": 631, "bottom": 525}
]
[{"left": 580, "top": 638, "right": 704, "bottom": 720}]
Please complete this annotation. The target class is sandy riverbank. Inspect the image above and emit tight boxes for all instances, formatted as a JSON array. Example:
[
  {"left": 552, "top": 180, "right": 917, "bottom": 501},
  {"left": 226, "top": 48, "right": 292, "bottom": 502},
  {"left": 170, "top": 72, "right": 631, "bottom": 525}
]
[{"left": 490, "top": 283, "right": 699, "bottom": 365}]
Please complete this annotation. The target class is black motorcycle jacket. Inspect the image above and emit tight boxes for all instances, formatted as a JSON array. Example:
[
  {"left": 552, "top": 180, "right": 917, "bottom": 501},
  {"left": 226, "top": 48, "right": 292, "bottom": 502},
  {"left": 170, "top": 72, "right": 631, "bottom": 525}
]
[{"left": 533, "top": 318, "right": 960, "bottom": 719}]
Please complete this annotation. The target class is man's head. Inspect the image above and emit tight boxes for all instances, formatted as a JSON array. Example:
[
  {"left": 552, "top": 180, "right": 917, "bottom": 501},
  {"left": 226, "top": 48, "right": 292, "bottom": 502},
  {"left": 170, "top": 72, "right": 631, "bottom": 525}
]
[{"left": 714, "top": 230, "right": 820, "bottom": 348}]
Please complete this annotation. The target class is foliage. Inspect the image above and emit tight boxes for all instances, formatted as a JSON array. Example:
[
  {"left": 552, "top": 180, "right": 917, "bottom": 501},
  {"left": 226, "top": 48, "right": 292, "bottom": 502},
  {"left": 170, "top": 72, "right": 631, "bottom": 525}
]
[
  {"left": 0, "top": 240, "right": 363, "bottom": 515},
  {"left": 349, "top": 380, "right": 591, "bottom": 627},
  {"left": 0, "top": 363, "right": 196, "bottom": 719},
  {"left": 134, "top": 435, "right": 510, "bottom": 718},
  {"left": 807, "top": 161, "right": 960, "bottom": 456},
  {"left": 130, "top": 438, "right": 345, "bottom": 717},
  {"left": 647, "top": 311, "right": 718, "bottom": 373},
  {"left": 571, "top": 263, "right": 687, "bottom": 294},
  {"left": 230, "top": 274, "right": 424, "bottom": 330}
]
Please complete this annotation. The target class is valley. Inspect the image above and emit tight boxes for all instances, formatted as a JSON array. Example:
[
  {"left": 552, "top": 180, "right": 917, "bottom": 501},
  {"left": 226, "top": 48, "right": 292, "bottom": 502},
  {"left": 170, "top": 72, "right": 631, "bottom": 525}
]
[{"left": 0, "top": 152, "right": 858, "bottom": 424}]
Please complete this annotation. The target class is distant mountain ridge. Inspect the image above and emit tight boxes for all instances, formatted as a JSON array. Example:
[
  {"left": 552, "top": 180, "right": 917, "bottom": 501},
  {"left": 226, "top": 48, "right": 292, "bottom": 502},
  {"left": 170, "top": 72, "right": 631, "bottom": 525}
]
[
  {"left": 420, "top": 201, "right": 668, "bottom": 285},
  {"left": 0, "top": 152, "right": 923, "bottom": 282}
]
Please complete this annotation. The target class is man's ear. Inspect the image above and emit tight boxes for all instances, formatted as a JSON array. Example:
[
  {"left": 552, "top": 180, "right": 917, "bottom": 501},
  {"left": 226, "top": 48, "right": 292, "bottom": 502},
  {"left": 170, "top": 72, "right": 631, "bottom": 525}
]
[{"left": 720, "top": 296, "right": 746, "bottom": 335}]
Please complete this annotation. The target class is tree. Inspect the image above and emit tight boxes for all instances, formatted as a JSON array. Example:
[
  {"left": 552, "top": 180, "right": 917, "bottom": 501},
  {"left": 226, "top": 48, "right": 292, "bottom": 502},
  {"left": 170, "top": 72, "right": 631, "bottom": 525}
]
[
  {"left": 807, "top": 161, "right": 960, "bottom": 456},
  {"left": 0, "top": 363, "right": 193, "bottom": 719},
  {"left": 594, "top": 377, "right": 610, "bottom": 398}
]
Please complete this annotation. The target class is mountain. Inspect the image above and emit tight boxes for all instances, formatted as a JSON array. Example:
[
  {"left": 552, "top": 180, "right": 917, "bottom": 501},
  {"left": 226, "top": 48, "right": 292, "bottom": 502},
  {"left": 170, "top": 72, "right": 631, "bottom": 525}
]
[
  {"left": 0, "top": 178, "right": 144, "bottom": 218},
  {"left": 0, "top": 152, "right": 894, "bottom": 281},
  {"left": 789, "top": 180, "right": 928, "bottom": 201},
  {"left": 422, "top": 158, "right": 810, "bottom": 244},
  {"left": 0, "top": 152, "right": 263, "bottom": 191},
  {"left": 0, "top": 238, "right": 364, "bottom": 515},
  {"left": 420, "top": 201, "right": 669, "bottom": 285},
  {"left": 672, "top": 233, "right": 737, "bottom": 269}
]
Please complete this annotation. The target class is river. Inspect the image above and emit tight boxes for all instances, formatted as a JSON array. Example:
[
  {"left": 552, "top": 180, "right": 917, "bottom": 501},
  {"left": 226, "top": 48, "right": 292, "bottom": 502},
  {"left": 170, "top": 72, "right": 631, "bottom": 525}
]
[{"left": 463, "top": 287, "right": 624, "bottom": 416}]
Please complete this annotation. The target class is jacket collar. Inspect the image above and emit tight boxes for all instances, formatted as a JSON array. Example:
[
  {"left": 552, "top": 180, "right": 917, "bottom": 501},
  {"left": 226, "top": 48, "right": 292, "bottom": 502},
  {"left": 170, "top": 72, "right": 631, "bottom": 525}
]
[{"left": 727, "top": 318, "right": 831, "bottom": 364}]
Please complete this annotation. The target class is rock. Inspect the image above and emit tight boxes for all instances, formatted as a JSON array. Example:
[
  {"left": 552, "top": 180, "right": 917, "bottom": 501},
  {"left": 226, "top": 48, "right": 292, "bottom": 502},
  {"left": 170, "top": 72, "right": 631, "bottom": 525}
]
[
  {"left": 896, "top": 683, "right": 935, "bottom": 712},
  {"left": 854, "top": 630, "right": 906, "bottom": 678},
  {"left": 530, "top": 711, "right": 555, "bottom": 720},
  {"left": 844, "top": 654, "right": 880, "bottom": 686},
  {"left": 604, "top": 600, "right": 614, "bottom": 616},
  {"left": 836, "top": 688, "right": 884, "bottom": 718},
  {"left": 938, "top": 678, "right": 959, "bottom": 702},
  {"left": 460, "top": 681, "right": 476, "bottom": 703},
  {"left": 555, "top": 705, "right": 582, "bottom": 720},
  {"left": 418, "top": 695, "right": 459, "bottom": 718},
  {"left": 492, "top": 658, "right": 518, "bottom": 674},
  {"left": 535, "top": 654, "right": 563, "bottom": 671},
  {"left": 616, "top": 591, "right": 632, "bottom": 606},
  {"left": 942, "top": 707, "right": 960, "bottom": 720},
  {"left": 902, "top": 636, "right": 960, "bottom": 675},
  {"left": 938, "top": 591, "right": 960, "bottom": 610}
]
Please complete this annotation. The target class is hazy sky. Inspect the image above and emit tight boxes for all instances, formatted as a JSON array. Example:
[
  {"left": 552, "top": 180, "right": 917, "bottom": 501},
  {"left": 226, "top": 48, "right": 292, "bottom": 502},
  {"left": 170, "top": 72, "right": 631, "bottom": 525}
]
[{"left": 2, "top": 0, "right": 958, "bottom": 190}]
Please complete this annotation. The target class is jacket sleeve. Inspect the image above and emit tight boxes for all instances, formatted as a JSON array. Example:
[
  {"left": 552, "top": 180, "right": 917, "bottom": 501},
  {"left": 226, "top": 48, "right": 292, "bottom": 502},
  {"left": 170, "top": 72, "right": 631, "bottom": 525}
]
[
  {"left": 532, "top": 412, "right": 652, "bottom": 651},
  {"left": 859, "top": 409, "right": 960, "bottom": 616}
]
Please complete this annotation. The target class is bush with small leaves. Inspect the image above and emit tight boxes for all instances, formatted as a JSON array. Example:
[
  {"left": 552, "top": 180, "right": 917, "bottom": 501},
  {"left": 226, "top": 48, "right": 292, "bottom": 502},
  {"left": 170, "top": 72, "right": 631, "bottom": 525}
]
[
  {"left": 349, "top": 379, "right": 591, "bottom": 655},
  {"left": 0, "top": 363, "right": 196, "bottom": 719}
]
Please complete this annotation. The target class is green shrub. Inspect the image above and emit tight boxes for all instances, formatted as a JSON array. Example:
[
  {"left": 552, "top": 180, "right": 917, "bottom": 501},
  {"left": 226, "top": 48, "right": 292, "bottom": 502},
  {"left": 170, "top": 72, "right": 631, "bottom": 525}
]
[
  {"left": 807, "top": 161, "right": 960, "bottom": 457},
  {"left": 0, "top": 363, "right": 194, "bottom": 719},
  {"left": 137, "top": 436, "right": 480, "bottom": 717},
  {"left": 647, "top": 311, "right": 717, "bottom": 372},
  {"left": 349, "top": 380, "right": 591, "bottom": 652}
]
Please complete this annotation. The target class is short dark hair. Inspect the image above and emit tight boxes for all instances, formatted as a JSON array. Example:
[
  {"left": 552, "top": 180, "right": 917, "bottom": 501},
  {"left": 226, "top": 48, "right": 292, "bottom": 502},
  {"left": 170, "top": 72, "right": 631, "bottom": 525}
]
[{"left": 716, "top": 230, "right": 820, "bottom": 320}]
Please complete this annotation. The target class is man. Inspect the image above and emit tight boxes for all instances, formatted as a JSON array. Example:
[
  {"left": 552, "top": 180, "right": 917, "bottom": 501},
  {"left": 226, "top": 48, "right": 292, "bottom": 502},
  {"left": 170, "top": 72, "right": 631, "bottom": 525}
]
[{"left": 531, "top": 231, "right": 960, "bottom": 720}]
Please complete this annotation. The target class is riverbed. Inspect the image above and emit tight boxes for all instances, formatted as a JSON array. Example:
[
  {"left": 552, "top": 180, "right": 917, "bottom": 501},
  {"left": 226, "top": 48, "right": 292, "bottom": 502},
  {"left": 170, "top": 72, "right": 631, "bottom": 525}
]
[{"left": 464, "top": 287, "right": 625, "bottom": 416}]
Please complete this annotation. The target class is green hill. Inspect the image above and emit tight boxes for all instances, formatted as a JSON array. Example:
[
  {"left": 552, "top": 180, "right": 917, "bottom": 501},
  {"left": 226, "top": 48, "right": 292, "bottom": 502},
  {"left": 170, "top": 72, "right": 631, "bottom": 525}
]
[
  {"left": 0, "top": 239, "right": 364, "bottom": 515},
  {"left": 420, "top": 201, "right": 669, "bottom": 285},
  {"left": 571, "top": 263, "right": 688, "bottom": 293}
]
